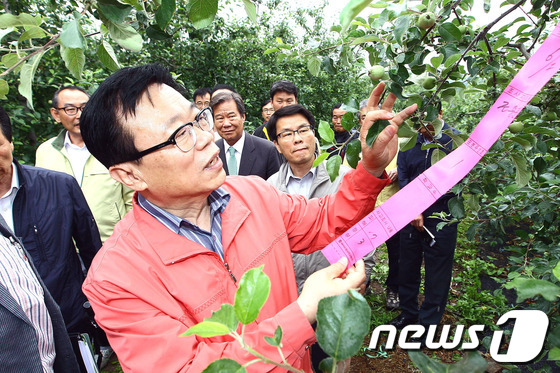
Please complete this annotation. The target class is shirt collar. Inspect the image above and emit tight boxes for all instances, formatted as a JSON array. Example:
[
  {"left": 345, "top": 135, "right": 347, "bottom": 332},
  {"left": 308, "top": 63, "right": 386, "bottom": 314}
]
[
  {"left": 64, "top": 131, "right": 87, "bottom": 150},
  {"left": 286, "top": 165, "right": 316, "bottom": 184},
  {"left": 137, "top": 188, "right": 231, "bottom": 234},
  {"left": 1, "top": 163, "right": 20, "bottom": 199},
  {"left": 225, "top": 131, "right": 245, "bottom": 155}
]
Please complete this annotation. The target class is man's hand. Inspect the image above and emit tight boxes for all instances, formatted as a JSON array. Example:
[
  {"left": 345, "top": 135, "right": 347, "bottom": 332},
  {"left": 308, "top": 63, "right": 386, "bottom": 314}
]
[
  {"left": 297, "top": 258, "right": 366, "bottom": 324},
  {"left": 387, "top": 169, "right": 398, "bottom": 183},
  {"left": 411, "top": 214, "right": 424, "bottom": 231},
  {"left": 360, "top": 82, "right": 417, "bottom": 177}
]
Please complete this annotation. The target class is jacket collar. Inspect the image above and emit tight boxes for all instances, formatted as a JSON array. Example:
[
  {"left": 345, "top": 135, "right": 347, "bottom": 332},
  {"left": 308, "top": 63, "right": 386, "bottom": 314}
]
[
  {"left": 132, "top": 184, "right": 250, "bottom": 265},
  {"left": 50, "top": 130, "right": 67, "bottom": 151}
]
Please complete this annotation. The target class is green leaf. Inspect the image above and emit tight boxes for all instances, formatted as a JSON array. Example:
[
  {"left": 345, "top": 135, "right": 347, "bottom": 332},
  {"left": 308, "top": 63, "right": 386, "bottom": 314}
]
[
  {"left": 318, "top": 357, "right": 334, "bottom": 372},
  {"left": 425, "top": 105, "right": 439, "bottom": 122},
  {"left": 155, "top": 0, "right": 176, "bottom": 29},
  {"left": 0, "top": 79, "right": 8, "bottom": 99},
  {"left": 318, "top": 120, "right": 334, "bottom": 143},
  {"left": 242, "top": 0, "right": 257, "bottom": 23},
  {"left": 17, "top": 50, "right": 45, "bottom": 110},
  {"left": 444, "top": 53, "right": 461, "bottom": 68},
  {"left": 264, "top": 326, "right": 283, "bottom": 347},
  {"left": 549, "top": 347, "right": 560, "bottom": 361},
  {"left": 341, "top": 112, "right": 355, "bottom": 132},
  {"left": 234, "top": 266, "right": 270, "bottom": 325},
  {"left": 394, "top": 14, "right": 411, "bottom": 45},
  {"left": 448, "top": 196, "right": 465, "bottom": 219},
  {"left": 313, "top": 152, "right": 329, "bottom": 168},
  {"left": 119, "top": 0, "right": 143, "bottom": 10},
  {"left": 466, "top": 194, "right": 480, "bottom": 213},
  {"left": 340, "top": 0, "right": 374, "bottom": 32},
  {"left": 60, "top": 18, "right": 86, "bottom": 50},
  {"left": 510, "top": 153, "right": 531, "bottom": 187},
  {"left": 181, "top": 321, "right": 232, "bottom": 338},
  {"left": 366, "top": 120, "right": 390, "bottom": 147},
  {"left": 60, "top": 46, "right": 85, "bottom": 79},
  {"left": 0, "top": 13, "right": 42, "bottom": 28},
  {"left": 326, "top": 156, "right": 342, "bottom": 182},
  {"left": 553, "top": 262, "right": 560, "bottom": 282},
  {"left": 97, "top": 40, "right": 120, "bottom": 71},
  {"left": 346, "top": 139, "right": 361, "bottom": 169},
  {"left": 484, "top": 0, "right": 491, "bottom": 12},
  {"left": 146, "top": 25, "right": 172, "bottom": 40},
  {"left": 19, "top": 26, "right": 46, "bottom": 43},
  {"left": 316, "top": 290, "right": 371, "bottom": 360},
  {"left": 307, "top": 56, "right": 321, "bottom": 77},
  {"left": 105, "top": 20, "right": 143, "bottom": 52},
  {"left": 431, "top": 148, "right": 446, "bottom": 165},
  {"left": 409, "top": 350, "right": 487, "bottom": 373},
  {"left": 187, "top": 0, "right": 219, "bottom": 29},
  {"left": 505, "top": 278, "right": 560, "bottom": 302},
  {"left": 350, "top": 34, "right": 381, "bottom": 45},
  {"left": 97, "top": 0, "right": 133, "bottom": 24},
  {"left": 431, "top": 54, "right": 444, "bottom": 69},
  {"left": 202, "top": 359, "right": 246, "bottom": 373},
  {"left": 1, "top": 53, "right": 19, "bottom": 68},
  {"left": 181, "top": 304, "right": 238, "bottom": 338},
  {"left": 438, "top": 22, "right": 462, "bottom": 43},
  {"left": 207, "top": 304, "right": 239, "bottom": 332}
]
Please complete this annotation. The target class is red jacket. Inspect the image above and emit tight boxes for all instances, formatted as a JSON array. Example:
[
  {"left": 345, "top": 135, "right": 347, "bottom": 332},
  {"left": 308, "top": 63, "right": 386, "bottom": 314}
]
[{"left": 83, "top": 163, "right": 388, "bottom": 372}]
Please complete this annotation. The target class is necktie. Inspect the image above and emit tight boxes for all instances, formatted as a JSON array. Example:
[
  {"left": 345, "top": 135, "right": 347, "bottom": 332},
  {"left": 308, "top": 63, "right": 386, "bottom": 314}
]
[{"left": 228, "top": 147, "right": 238, "bottom": 176}]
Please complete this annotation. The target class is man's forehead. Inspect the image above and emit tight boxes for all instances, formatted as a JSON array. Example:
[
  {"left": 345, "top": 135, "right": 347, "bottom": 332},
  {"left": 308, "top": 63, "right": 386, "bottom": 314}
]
[
  {"left": 277, "top": 114, "right": 309, "bottom": 129},
  {"left": 274, "top": 92, "right": 295, "bottom": 99}
]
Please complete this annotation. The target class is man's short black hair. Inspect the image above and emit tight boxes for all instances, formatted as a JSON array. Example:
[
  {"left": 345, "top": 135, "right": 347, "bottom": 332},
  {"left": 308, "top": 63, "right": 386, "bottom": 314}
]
[
  {"left": 269, "top": 80, "right": 298, "bottom": 101},
  {"left": 210, "top": 91, "right": 246, "bottom": 116},
  {"left": 0, "top": 105, "right": 12, "bottom": 142},
  {"left": 266, "top": 104, "right": 315, "bottom": 141},
  {"left": 331, "top": 103, "right": 343, "bottom": 117},
  {"left": 52, "top": 86, "right": 89, "bottom": 108},
  {"left": 193, "top": 87, "right": 211, "bottom": 101},
  {"left": 80, "top": 64, "right": 184, "bottom": 168},
  {"left": 211, "top": 84, "right": 237, "bottom": 94}
]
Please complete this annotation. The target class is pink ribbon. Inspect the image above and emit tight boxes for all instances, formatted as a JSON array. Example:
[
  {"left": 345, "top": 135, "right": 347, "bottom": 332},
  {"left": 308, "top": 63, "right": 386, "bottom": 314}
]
[{"left": 322, "top": 23, "right": 560, "bottom": 266}]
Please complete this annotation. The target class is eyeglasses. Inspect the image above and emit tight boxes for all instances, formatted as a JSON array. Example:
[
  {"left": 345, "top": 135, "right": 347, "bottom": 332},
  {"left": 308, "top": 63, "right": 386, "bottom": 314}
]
[
  {"left": 56, "top": 105, "right": 86, "bottom": 116},
  {"left": 263, "top": 108, "right": 275, "bottom": 113},
  {"left": 125, "top": 107, "right": 214, "bottom": 162},
  {"left": 196, "top": 101, "right": 210, "bottom": 108},
  {"left": 276, "top": 125, "right": 313, "bottom": 141}
]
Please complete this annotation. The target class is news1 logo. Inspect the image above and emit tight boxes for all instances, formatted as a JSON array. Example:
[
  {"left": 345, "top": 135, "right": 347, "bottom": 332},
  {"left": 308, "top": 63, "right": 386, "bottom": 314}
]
[{"left": 369, "top": 310, "right": 548, "bottom": 363}]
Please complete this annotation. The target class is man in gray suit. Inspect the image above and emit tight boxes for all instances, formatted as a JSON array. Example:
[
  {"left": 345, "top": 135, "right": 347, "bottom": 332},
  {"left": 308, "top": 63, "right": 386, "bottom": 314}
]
[
  {"left": 0, "top": 214, "right": 80, "bottom": 372},
  {"left": 211, "top": 91, "right": 280, "bottom": 179}
]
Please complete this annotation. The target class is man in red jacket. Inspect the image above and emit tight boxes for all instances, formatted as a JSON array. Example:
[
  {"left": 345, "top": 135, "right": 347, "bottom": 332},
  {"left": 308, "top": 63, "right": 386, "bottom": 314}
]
[{"left": 79, "top": 64, "right": 416, "bottom": 372}]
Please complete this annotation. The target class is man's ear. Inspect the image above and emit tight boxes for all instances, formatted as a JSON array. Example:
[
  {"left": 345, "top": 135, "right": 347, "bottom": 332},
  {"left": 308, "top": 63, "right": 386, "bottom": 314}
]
[
  {"left": 109, "top": 163, "right": 147, "bottom": 192},
  {"left": 50, "top": 107, "right": 61, "bottom": 123},
  {"left": 273, "top": 140, "right": 282, "bottom": 155}
]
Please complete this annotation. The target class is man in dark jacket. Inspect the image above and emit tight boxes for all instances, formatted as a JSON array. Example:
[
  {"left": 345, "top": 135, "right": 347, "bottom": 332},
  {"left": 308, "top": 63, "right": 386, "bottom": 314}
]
[
  {"left": 0, "top": 105, "right": 102, "bottom": 336},
  {"left": 390, "top": 112, "right": 459, "bottom": 333}
]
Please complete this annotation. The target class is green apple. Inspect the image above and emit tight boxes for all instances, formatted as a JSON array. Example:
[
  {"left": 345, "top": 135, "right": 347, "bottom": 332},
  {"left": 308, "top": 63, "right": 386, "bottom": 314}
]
[
  {"left": 368, "top": 65, "right": 385, "bottom": 81},
  {"left": 418, "top": 12, "right": 436, "bottom": 30},
  {"left": 423, "top": 76, "right": 437, "bottom": 90},
  {"left": 508, "top": 121, "right": 524, "bottom": 133}
]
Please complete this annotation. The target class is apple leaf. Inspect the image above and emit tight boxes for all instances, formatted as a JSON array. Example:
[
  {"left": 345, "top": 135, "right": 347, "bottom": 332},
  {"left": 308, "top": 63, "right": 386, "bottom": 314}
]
[
  {"left": 234, "top": 266, "right": 270, "bottom": 325},
  {"left": 340, "top": 0, "right": 374, "bottom": 33},
  {"left": 326, "top": 155, "right": 342, "bottom": 182},
  {"left": 365, "top": 119, "right": 390, "bottom": 147},
  {"left": 187, "top": 0, "right": 219, "bottom": 29}
]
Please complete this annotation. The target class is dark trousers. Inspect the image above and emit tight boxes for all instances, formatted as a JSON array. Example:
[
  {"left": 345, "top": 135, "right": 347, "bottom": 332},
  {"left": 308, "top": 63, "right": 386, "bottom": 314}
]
[
  {"left": 398, "top": 221, "right": 457, "bottom": 326},
  {"left": 385, "top": 232, "right": 401, "bottom": 292}
]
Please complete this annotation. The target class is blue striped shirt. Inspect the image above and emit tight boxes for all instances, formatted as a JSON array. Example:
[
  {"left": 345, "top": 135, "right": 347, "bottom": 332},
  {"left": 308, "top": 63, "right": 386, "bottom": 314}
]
[
  {"left": 137, "top": 189, "right": 230, "bottom": 260},
  {"left": 0, "top": 234, "right": 55, "bottom": 372}
]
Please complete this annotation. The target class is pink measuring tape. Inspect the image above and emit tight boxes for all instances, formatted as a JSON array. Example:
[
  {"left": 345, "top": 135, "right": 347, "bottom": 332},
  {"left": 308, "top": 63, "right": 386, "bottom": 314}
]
[{"left": 322, "top": 23, "right": 560, "bottom": 266}]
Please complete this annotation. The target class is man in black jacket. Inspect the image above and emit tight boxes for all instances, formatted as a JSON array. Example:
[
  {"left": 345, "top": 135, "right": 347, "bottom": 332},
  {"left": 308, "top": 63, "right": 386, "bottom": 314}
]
[
  {"left": 390, "top": 111, "right": 459, "bottom": 332},
  {"left": 0, "top": 105, "right": 102, "bottom": 336}
]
